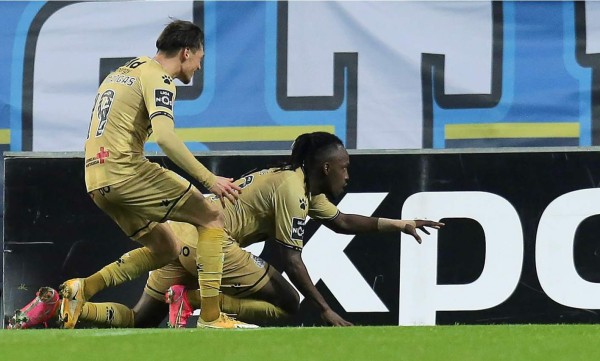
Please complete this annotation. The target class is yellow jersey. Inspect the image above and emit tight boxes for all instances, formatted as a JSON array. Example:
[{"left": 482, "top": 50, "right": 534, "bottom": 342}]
[
  {"left": 171, "top": 167, "right": 340, "bottom": 251},
  {"left": 84, "top": 56, "right": 176, "bottom": 191}
]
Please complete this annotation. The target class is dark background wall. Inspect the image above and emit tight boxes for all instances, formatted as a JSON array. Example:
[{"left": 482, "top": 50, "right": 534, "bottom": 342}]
[{"left": 5, "top": 149, "right": 600, "bottom": 327}]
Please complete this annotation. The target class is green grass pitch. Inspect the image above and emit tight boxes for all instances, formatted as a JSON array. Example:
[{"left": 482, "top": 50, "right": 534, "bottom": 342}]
[{"left": 1, "top": 325, "right": 599, "bottom": 361}]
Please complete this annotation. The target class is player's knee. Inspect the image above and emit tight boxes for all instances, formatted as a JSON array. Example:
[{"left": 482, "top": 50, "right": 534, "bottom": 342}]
[
  {"left": 140, "top": 229, "right": 180, "bottom": 261},
  {"left": 178, "top": 192, "right": 224, "bottom": 227},
  {"left": 197, "top": 203, "right": 224, "bottom": 228}
]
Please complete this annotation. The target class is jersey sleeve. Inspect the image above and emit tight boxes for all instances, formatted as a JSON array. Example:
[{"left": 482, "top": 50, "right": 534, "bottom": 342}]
[
  {"left": 273, "top": 178, "right": 309, "bottom": 251},
  {"left": 141, "top": 68, "right": 176, "bottom": 122},
  {"left": 308, "top": 193, "right": 340, "bottom": 221}
]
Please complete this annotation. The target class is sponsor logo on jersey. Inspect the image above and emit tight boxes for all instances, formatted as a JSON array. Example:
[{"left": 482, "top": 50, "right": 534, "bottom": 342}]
[
  {"left": 155, "top": 89, "right": 174, "bottom": 110},
  {"left": 85, "top": 156, "right": 98, "bottom": 168},
  {"left": 84, "top": 147, "right": 110, "bottom": 167},
  {"left": 162, "top": 75, "right": 173, "bottom": 85},
  {"left": 291, "top": 217, "right": 305, "bottom": 241},
  {"left": 239, "top": 175, "right": 254, "bottom": 189}
]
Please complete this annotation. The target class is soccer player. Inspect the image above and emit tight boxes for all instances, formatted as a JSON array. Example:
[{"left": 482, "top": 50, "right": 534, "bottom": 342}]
[
  {"left": 62, "top": 19, "right": 251, "bottom": 329},
  {"left": 151, "top": 132, "right": 442, "bottom": 327},
  {"left": 14, "top": 132, "right": 441, "bottom": 328}
]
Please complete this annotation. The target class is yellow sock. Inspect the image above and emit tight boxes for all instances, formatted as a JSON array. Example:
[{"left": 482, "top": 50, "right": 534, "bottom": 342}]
[
  {"left": 82, "top": 274, "right": 105, "bottom": 300},
  {"left": 80, "top": 302, "right": 135, "bottom": 328},
  {"left": 196, "top": 227, "right": 226, "bottom": 321},
  {"left": 86, "top": 247, "right": 168, "bottom": 299},
  {"left": 221, "top": 295, "right": 290, "bottom": 326},
  {"left": 186, "top": 289, "right": 290, "bottom": 325}
]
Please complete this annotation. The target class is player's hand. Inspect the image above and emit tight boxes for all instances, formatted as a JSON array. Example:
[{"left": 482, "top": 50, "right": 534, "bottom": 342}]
[
  {"left": 209, "top": 176, "right": 242, "bottom": 207},
  {"left": 321, "top": 309, "right": 353, "bottom": 326},
  {"left": 403, "top": 220, "right": 444, "bottom": 244}
]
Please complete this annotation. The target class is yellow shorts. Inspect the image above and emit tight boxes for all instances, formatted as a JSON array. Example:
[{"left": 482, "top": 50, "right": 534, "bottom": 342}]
[
  {"left": 144, "top": 238, "right": 272, "bottom": 301},
  {"left": 89, "top": 162, "right": 196, "bottom": 240}
]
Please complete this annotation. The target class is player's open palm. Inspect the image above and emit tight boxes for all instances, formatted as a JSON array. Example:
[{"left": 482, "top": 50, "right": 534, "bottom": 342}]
[
  {"left": 209, "top": 176, "right": 242, "bottom": 207},
  {"left": 404, "top": 220, "right": 444, "bottom": 244}
]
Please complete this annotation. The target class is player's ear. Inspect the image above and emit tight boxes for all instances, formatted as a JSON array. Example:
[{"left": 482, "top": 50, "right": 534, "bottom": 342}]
[
  {"left": 180, "top": 47, "right": 189, "bottom": 61},
  {"left": 323, "top": 162, "right": 330, "bottom": 175}
]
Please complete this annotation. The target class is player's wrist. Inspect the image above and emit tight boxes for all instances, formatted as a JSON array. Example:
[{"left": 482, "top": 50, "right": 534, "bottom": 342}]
[
  {"left": 377, "top": 218, "right": 416, "bottom": 232},
  {"left": 199, "top": 173, "right": 217, "bottom": 190}
]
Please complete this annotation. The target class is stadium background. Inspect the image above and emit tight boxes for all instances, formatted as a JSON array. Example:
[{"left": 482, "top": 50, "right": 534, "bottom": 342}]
[{"left": 3, "top": 1, "right": 600, "bottom": 327}]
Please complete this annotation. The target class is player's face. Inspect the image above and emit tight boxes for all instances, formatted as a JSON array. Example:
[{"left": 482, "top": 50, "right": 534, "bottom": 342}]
[
  {"left": 324, "top": 146, "right": 350, "bottom": 199},
  {"left": 179, "top": 47, "right": 204, "bottom": 84}
]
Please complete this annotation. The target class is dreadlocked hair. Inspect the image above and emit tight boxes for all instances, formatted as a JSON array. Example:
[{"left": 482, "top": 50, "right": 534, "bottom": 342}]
[{"left": 278, "top": 132, "right": 344, "bottom": 195}]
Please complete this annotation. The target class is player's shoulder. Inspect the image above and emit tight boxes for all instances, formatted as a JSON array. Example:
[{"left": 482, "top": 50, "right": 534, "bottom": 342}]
[
  {"left": 242, "top": 167, "right": 305, "bottom": 197},
  {"left": 270, "top": 168, "right": 307, "bottom": 196},
  {"left": 310, "top": 193, "right": 330, "bottom": 204},
  {"left": 264, "top": 167, "right": 302, "bottom": 183},
  {"left": 125, "top": 57, "right": 174, "bottom": 87}
]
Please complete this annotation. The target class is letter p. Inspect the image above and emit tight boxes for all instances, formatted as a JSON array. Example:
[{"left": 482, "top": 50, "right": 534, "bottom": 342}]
[{"left": 399, "top": 191, "right": 523, "bottom": 325}]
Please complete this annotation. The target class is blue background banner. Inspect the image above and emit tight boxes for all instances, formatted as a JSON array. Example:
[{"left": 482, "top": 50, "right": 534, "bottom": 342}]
[{"left": 0, "top": 1, "right": 598, "bottom": 151}]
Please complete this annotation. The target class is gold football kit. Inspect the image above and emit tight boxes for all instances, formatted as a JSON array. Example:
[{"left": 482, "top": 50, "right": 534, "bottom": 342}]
[
  {"left": 144, "top": 167, "right": 340, "bottom": 300},
  {"left": 84, "top": 56, "right": 197, "bottom": 239}
]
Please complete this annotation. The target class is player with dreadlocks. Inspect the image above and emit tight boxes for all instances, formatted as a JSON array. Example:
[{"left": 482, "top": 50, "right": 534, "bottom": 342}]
[{"left": 9, "top": 132, "right": 442, "bottom": 329}]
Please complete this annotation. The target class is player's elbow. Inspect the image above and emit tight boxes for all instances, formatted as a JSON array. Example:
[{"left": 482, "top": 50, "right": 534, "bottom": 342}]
[
  {"left": 154, "top": 133, "right": 179, "bottom": 156},
  {"left": 327, "top": 220, "right": 352, "bottom": 234},
  {"left": 153, "top": 132, "right": 171, "bottom": 149},
  {"left": 151, "top": 118, "right": 177, "bottom": 148},
  {"left": 325, "top": 214, "right": 354, "bottom": 234}
]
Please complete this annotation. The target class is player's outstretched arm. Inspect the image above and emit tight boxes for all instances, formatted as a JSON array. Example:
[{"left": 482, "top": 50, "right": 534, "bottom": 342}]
[
  {"left": 321, "top": 213, "right": 444, "bottom": 244},
  {"left": 277, "top": 244, "right": 352, "bottom": 326},
  {"left": 151, "top": 116, "right": 240, "bottom": 205}
]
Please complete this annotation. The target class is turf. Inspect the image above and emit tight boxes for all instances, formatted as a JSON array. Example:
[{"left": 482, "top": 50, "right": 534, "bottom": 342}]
[{"left": 0, "top": 325, "right": 598, "bottom": 361}]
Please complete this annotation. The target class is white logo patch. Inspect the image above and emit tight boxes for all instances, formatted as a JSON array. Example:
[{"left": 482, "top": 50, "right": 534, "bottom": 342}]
[{"left": 291, "top": 217, "right": 305, "bottom": 241}]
